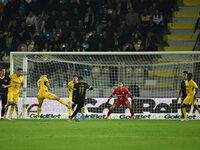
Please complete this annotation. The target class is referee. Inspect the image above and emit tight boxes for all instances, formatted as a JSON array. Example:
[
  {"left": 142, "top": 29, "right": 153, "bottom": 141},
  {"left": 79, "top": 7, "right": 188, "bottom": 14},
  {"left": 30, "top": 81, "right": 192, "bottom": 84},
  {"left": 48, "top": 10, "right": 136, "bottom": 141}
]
[
  {"left": 68, "top": 76, "right": 93, "bottom": 122},
  {"left": 176, "top": 71, "right": 188, "bottom": 118},
  {"left": 0, "top": 68, "right": 11, "bottom": 120}
]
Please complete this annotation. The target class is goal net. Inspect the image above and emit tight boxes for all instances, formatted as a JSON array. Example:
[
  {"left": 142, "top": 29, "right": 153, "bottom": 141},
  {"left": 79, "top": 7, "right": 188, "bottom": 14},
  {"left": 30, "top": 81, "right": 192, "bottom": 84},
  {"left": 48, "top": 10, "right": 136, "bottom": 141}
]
[{"left": 8, "top": 52, "right": 200, "bottom": 119}]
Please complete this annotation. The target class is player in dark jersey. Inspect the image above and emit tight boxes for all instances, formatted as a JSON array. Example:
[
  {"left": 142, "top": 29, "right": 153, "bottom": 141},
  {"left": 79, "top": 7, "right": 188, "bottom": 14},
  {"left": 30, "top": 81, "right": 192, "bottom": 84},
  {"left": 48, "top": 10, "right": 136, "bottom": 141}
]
[
  {"left": 0, "top": 68, "right": 11, "bottom": 120},
  {"left": 67, "top": 76, "right": 93, "bottom": 122},
  {"left": 176, "top": 71, "right": 188, "bottom": 118},
  {"left": 105, "top": 81, "right": 137, "bottom": 119}
]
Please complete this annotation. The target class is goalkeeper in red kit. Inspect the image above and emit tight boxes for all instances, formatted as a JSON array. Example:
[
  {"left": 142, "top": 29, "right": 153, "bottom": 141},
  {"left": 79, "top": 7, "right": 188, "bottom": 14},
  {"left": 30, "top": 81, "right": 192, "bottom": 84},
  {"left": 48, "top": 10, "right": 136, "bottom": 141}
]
[{"left": 105, "top": 81, "right": 137, "bottom": 119}]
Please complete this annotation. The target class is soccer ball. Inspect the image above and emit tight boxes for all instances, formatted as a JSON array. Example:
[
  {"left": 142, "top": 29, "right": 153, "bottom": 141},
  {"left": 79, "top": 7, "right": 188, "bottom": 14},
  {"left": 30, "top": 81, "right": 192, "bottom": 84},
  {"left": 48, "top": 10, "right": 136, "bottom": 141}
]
[{"left": 75, "top": 113, "right": 82, "bottom": 122}]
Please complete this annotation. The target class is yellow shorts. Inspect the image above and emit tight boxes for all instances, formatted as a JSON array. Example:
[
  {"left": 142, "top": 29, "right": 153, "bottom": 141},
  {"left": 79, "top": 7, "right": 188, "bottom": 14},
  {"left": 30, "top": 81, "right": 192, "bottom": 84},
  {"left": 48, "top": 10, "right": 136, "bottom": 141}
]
[
  {"left": 190, "top": 97, "right": 198, "bottom": 105},
  {"left": 68, "top": 96, "right": 73, "bottom": 103},
  {"left": 183, "top": 95, "right": 194, "bottom": 105},
  {"left": 8, "top": 92, "right": 19, "bottom": 104},
  {"left": 37, "top": 92, "right": 56, "bottom": 105}
]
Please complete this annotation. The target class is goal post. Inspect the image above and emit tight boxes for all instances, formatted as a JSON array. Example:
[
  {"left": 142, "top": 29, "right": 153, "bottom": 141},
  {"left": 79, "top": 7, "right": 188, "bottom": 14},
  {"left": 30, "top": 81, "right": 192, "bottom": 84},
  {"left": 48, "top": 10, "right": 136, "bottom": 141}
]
[{"left": 10, "top": 51, "right": 200, "bottom": 119}]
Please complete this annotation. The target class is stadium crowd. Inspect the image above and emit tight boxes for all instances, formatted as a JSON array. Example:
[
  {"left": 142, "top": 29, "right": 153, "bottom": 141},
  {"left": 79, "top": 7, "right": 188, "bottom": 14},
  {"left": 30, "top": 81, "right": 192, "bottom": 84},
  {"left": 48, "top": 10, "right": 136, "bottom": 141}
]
[{"left": 0, "top": 0, "right": 177, "bottom": 61}]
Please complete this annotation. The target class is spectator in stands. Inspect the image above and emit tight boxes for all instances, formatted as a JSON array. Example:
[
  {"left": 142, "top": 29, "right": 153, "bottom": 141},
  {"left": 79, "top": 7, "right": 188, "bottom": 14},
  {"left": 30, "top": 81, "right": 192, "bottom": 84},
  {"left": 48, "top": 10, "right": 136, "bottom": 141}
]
[
  {"left": 88, "top": 29, "right": 99, "bottom": 51},
  {"left": 8, "top": 19, "right": 18, "bottom": 38},
  {"left": 0, "top": 0, "right": 176, "bottom": 56},
  {"left": 42, "top": 42, "right": 49, "bottom": 52},
  {"left": 76, "top": 19, "right": 86, "bottom": 40},
  {"left": 59, "top": 10, "right": 70, "bottom": 22},
  {"left": 18, "top": 0, "right": 30, "bottom": 16},
  {"left": 97, "top": 42, "right": 103, "bottom": 51},
  {"left": 73, "top": 41, "right": 85, "bottom": 52},
  {"left": 17, "top": 21, "right": 31, "bottom": 44},
  {"left": 36, "top": 10, "right": 48, "bottom": 33},
  {"left": 128, "top": 80, "right": 140, "bottom": 97},
  {"left": 153, "top": 9, "right": 164, "bottom": 34},
  {"left": 125, "top": 7, "right": 139, "bottom": 30},
  {"left": 5, "top": 31, "right": 14, "bottom": 55},
  {"left": 72, "top": 7, "right": 82, "bottom": 26},
  {"left": 109, "top": 9, "right": 120, "bottom": 27},
  {"left": 84, "top": 7, "right": 95, "bottom": 30},
  {"left": 16, "top": 8, "right": 26, "bottom": 25},
  {"left": 29, "top": 0, "right": 40, "bottom": 15},
  {"left": 0, "top": 31, "right": 6, "bottom": 56},
  {"left": 45, "top": 9, "right": 58, "bottom": 32},
  {"left": 113, "top": 31, "right": 120, "bottom": 50},
  {"left": 142, "top": 31, "right": 157, "bottom": 51},
  {"left": 118, "top": 20, "right": 129, "bottom": 46},
  {"left": 96, "top": 7, "right": 109, "bottom": 33},
  {"left": 103, "top": 20, "right": 116, "bottom": 38},
  {"left": 69, "top": 31, "right": 78, "bottom": 50},
  {"left": 140, "top": 8, "right": 151, "bottom": 27},
  {"left": 100, "top": 30, "right": 114, "bottom": 51},
  {"left": 26, "top": 10, "right": 37, "bottom": 35},
  {"left": 62, "top": 20, "right": 73, "bottom": 40},
  {"left": 0, "top": 6, "right": 6, "bottom": 31}
]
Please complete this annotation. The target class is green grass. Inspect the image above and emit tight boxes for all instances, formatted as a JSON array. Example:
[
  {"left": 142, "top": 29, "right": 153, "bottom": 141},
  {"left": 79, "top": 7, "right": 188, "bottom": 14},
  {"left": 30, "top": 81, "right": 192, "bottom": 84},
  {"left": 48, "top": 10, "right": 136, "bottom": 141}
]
[{"left": 0, "top": 119, "right": 200, "bottom": 150}]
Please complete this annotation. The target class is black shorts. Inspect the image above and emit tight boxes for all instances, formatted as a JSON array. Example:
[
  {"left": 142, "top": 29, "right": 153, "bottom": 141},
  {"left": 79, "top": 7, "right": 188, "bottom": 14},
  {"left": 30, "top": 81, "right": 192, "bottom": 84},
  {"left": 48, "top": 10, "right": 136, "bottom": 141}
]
[
  {"left": 74, "top": 99, "right": 84, "bottom": 107},
  {"left": 0, "top": 92, "right": 8, "bottom": 105}
]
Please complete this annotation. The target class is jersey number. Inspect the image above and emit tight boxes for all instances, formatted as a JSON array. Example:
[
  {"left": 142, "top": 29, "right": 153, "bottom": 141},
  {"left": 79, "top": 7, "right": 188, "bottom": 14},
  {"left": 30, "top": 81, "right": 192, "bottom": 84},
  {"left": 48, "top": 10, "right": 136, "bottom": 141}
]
[{"left": 79, "top": 87, "right": 84, "bottom": 95}]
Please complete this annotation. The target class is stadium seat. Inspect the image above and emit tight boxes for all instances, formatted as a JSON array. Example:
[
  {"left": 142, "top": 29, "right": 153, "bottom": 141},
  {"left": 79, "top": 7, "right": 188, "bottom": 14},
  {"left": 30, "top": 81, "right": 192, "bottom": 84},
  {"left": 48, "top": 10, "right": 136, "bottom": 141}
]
[
  {"left": 168, "top": 23, "right": 195, "bottom": 29},
  {"left": 173, "top": 11, "right": 200, "bottom": 18}
]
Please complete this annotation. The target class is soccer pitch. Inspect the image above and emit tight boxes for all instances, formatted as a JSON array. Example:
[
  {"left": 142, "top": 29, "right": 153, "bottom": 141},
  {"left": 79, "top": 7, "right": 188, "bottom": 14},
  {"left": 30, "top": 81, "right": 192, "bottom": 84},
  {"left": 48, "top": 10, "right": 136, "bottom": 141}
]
[{"left": 0, "top": 119, "right": 200, "bottom": 150}]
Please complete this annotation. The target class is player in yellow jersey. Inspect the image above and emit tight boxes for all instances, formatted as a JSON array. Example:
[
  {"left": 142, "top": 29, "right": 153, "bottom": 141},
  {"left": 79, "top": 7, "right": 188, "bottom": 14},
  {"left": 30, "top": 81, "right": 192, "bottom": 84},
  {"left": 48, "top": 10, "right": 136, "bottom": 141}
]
[
  {"left": 67, "top": 75, "right": 78, "bottom": 117},
  {"left": 5, "top": 68, "right": 24, "bottom": 120},
  {"left": 37, "top": 74, "right": 68, "bottom": 119},
  {"left": 181, "top": 73, "right": 198, "bottom": 121}
]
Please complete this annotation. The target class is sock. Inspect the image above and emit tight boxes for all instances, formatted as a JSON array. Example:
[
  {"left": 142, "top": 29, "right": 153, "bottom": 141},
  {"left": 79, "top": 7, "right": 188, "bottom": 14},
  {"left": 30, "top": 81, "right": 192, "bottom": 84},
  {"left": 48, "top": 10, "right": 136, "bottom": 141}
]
[
  {"left": 58, "top": 99, "right": 67, "bottom": 106},
  {"left": 9, "top": 106, "right": 15, "bottom": 117},
  {"left": 81, "top": 107, "right": 85, "bottom": 114},
  {"left": 37, "top": 108, "right": 42, "bottom": 116},
  {"left": 107, "top": 110, "right": 112, "bottom": 117},
  {"left": 71, "top": 105, "right": 82, "bottom": 119},
  {"left": 181, "top": 109, "right": 184, "bottom": 118},
  {"left": 130, "top": 109, "right": 134, "bottom": 117},
  {"left": 182, "top": 107, "right": 187, "bottom": 119},
  {"left": 1, "top": 107, "right": 5, "bottom": 118},
  {"left": 15, "top": 105, "right": 19, "bottom": 116},
  {"left": 3, "top": 105, "right": 8, "bottom": 118},
  {"left": 68, "top": 109, "right": 72, "bottom": 116}
]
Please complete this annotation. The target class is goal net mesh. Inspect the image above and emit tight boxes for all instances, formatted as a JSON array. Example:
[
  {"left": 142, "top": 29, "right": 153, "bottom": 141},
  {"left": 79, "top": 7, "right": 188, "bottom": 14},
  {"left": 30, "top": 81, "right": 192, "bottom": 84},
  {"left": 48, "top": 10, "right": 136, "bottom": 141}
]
[{"left": 10, "top": 52, "right": 200, "bottom": 119}]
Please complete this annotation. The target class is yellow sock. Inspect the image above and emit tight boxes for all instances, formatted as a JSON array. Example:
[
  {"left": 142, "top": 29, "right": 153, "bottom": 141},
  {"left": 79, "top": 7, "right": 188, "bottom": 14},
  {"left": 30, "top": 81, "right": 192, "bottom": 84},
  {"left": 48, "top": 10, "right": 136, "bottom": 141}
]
[
  {"left": 182, "top": 108, "right": 187, "bottom": 118},
  {"left": 68, "top": 109, "right": 72, "bottom": 116},
  {"left": 9, "top": 106, "right": 15, "bottom": 117},
  {"left": 37, "top": 108, "right": 42, "bottom": 116},
  {"left": 58, "top": 99, "right": 67, "bottom": 106},
  {"left": 81, "top": 107, "right": 85, "bottom": 114}
]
